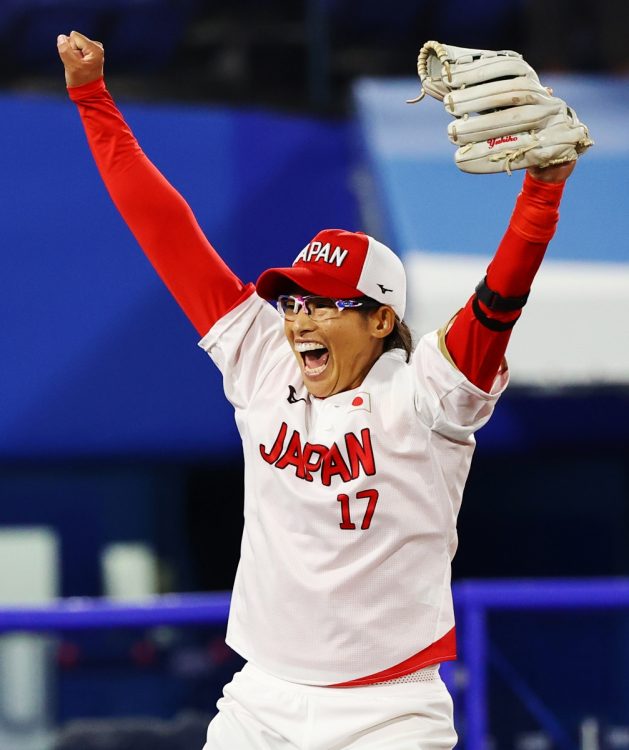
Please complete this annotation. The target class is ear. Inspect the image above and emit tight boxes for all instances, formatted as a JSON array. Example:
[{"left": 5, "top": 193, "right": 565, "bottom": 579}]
[{"left": 368, "top": 306, "right": 395, "bottom": 339}]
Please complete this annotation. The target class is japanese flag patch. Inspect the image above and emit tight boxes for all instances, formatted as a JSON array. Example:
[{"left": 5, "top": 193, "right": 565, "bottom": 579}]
[{"left": 349, "top": 392, "right": 371, "bottom": 413}]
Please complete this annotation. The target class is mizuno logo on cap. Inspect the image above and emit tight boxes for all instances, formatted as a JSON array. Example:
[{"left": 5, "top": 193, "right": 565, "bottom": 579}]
[{"left": 293, "top": 242, "right": 349, "bottom": 267}]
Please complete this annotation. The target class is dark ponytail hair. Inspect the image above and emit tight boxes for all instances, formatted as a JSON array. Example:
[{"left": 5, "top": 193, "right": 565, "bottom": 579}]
[{"left": 383, "top": 316, "right": 413, "bottom": 362}]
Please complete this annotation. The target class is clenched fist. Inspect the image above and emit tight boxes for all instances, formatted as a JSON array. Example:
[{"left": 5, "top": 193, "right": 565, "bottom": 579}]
[{"left": 57, "top": 31, "right": 104, "bottom": 88}]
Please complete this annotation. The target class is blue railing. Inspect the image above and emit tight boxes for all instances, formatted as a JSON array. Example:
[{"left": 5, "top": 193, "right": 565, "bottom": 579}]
[
  {"left": 0, "top": 592, "right": 231, "bottom": 633},
  {"left": 456, "top": 579, "right": 629, "bottom": 750},
  {"left": 2, "top": 580, "right": 628, "bottom": 749}
]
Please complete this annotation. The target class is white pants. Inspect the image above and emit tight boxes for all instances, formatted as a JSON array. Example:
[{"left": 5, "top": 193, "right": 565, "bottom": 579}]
[{"left": 203, "top": 663, "right": 457, "bottom": 750}]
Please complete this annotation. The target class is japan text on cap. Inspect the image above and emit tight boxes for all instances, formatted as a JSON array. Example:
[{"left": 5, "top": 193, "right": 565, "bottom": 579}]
[{"left": 256, "top": 228, "right": 407, "bottom": 319}]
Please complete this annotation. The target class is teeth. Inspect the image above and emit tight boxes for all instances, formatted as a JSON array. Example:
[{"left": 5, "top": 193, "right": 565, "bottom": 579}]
[
  {"left": 295, "top": 341, "right": 326, "bottom": 352},
  {"left": 304, "top": 362, "right": 328, "bottom": 376}
]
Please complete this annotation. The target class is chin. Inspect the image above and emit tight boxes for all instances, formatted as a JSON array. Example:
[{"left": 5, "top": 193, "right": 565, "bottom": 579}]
[
  {"left": 302, "top": 370, "right": 337, "bottom": 398},
  {"left": 304, "top": 380, "right": 331, "bottom": 398}
]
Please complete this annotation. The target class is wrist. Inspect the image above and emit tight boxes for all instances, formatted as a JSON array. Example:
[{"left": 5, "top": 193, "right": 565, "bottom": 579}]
[
  {"left": 526, "top": 160, "right": 576, "bottom": 185},
  {"left": 67, "top": 76, "right": 106, "bottom": 101},
  {"left": 522, "top": 170, "right": 566, "bottom": 206}
]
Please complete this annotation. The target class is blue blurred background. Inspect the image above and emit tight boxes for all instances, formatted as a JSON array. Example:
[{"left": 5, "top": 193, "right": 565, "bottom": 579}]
[{"left": 1, "top": 1, "right": 629, "bottom": 749}]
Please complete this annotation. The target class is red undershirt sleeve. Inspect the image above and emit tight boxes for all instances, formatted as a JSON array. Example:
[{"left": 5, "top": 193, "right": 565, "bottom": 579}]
[
  {"left": 68, "top": 77, "right": 252, "bottom": 335},
  {"left": 443, "top": 172, "right": 566, "bottom": 392}
]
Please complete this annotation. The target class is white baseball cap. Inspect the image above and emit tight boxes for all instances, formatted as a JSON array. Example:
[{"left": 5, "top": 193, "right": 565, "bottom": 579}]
[{"left": 256, "top": 228, "right": 406, "bottom": 319}]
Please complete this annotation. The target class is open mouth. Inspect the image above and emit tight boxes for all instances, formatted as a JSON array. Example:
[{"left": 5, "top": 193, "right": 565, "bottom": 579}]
[{"left": 295, "top": 342, "right": 330, "bottom": 377}]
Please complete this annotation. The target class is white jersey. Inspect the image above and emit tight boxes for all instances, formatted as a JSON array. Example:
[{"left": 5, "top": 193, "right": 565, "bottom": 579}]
[{"left": 199, "top": 291, "right": 508, "bottom": 686}]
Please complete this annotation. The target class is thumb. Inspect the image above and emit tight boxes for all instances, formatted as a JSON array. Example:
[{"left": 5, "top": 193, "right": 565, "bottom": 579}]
[
  {"left": 67, "top": 30, "right": 104, "bottom": 62},
  {"left": 56, "top": 33, "right": 80, "bottom": 64},
  {"left": 68, "top": 30, "right": 94, "bottom": 53}
]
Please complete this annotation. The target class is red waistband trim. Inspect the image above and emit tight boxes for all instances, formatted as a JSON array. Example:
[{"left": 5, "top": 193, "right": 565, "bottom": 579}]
[{"left": 329, "top": 626, "right": 456, "bottom": 687}]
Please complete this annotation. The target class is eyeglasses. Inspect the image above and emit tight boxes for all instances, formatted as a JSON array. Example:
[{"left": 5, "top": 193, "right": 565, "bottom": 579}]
[{"left": 276, "top": 294, "right": 380, "bottom": 321}]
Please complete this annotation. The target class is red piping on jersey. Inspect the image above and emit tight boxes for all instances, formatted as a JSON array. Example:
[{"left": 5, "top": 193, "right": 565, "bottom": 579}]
[{"left": 328, "top": 627, "right": 456, "bottom": 687}]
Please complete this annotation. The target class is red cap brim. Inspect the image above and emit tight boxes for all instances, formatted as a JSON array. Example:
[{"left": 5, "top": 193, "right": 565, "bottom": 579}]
[{"left": 256, "top": 266, "right": 364, "bottom": 301}]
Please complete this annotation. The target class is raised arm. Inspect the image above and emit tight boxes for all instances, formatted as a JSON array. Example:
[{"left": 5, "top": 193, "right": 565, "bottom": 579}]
[
  {"left": 444, "top": 161, "right": 575, "bottom": 392},
  {"left": 57, "top": 31, "right": 252, "bottom": 335}
]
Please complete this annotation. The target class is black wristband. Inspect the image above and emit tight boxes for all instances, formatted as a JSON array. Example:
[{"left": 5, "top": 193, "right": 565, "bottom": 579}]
[
  {"left": 472, "top": 296, "right": 519, "bottom": 332},
  {"left": 475, "top": 276, "right": 529, "bottom": 312}
]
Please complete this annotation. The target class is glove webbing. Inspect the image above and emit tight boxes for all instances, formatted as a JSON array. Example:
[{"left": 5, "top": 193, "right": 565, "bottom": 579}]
[{"left": 407, "top": 40, "right": 451, "bottom": 104}]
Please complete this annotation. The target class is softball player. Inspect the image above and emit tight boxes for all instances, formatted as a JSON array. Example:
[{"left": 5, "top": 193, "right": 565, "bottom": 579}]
[{"left": 58, "top": 31, "right": 575, "bottom": 750}]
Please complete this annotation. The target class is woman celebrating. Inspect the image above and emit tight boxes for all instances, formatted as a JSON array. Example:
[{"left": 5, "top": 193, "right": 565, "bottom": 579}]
[{"left": 57, "top": 30, "right": 575, "bottom": 750}]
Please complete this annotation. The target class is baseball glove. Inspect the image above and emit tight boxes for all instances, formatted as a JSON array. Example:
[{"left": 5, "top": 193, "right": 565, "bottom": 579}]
[{"left": 408, "top": 41, "right": 593, "bottom": 174}]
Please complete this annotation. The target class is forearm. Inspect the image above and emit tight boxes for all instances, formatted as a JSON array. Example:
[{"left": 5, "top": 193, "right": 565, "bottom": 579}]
[
  {"left": 485, "top": 172, "right": 565, "bottom": 296},
  {"left": 445, "top": 172, "right": 566, "bottom": 391},
  {"left": 69, "top": 78, "right": 249, "bottom": 334}
]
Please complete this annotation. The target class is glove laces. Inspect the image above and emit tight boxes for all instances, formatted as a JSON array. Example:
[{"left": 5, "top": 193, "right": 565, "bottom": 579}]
[{"left": 407, "top": 40, "right": 451, "bottom": 104}]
